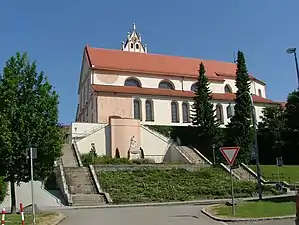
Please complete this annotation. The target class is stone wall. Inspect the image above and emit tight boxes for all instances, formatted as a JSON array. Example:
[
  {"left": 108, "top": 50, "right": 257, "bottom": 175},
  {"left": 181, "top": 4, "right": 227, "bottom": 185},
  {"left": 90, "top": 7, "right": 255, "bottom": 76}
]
[{"left": 94, "top": 164, "right": 208, "bottom": 172}]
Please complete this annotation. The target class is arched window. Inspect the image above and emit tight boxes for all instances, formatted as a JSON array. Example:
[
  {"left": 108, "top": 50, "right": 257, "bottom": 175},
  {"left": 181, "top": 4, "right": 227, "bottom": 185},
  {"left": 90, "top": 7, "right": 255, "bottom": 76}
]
[
  {"left": 158, "top": 80, "right": 175, "bottom": 90},
  {"left": 145, "top": 100, "right": 154, "bottom": 121},
  {"left": 130, "top": 43, "right": 134, "bottom": 48},
  {"left": 216, "top": 104, "right": 224, "bottom": 124},
  {"left": 182, "top": 102, "right": 190, "bottom": 123},
  {"left": 191, "top": 83, "right": 197, "bottom": 92},
  {"left": 124, "top": 77, "right": 141, "bottom": 87},
  {"left": 224, "top": 84, "right": 232, "bottom": 93},
  {"left": 133, "top": 99, "right": 142, "bottom": 120},
  {"left": 226, "top": 103, "right": 234, "bottom": 119},
  {"left": 136, "top": 44, "right": 139, "bottom": 49},
  {"left": 258, "top": 89, "right": 262, "bottom": 97},
  {"left": 171, "top": 101, "right": 179, "bottom": 123}
]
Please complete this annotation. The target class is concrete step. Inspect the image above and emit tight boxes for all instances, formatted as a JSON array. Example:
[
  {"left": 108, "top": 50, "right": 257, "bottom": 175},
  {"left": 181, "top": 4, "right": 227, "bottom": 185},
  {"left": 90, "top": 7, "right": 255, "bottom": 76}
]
[
  {"left": 64, "top": 167, "right": 98, "bottom": 195},
  {"left": 72, "top": 194, "right": 106, "bottom": 206},
  {"left": 61, "top": 144, "right": 78, "bottom": 167},
  {"left": 69, "top": 185, "right": 97, "bottom": 194},
  {"left": 64, "top": 167, "right": 89, "bottom": 173},
  {"left": 179, "top": 146, "right": 205, "bottom": 164}
]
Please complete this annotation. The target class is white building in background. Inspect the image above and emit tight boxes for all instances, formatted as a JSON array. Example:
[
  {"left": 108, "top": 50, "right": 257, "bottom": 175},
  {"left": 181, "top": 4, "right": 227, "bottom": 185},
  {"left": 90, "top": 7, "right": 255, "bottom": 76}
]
[{"left": 71, "top": 23, "right": 280, "bottom": 162}]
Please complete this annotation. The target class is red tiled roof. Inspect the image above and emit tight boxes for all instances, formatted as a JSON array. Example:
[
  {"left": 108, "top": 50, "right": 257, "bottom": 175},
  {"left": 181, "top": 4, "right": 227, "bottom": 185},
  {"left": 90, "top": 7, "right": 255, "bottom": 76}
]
[
  {"left": 91, "top": 84, "right": 277, "bottom": 104},
  {"left": 85, "top": 46, "right": 265, "bottom": 84}
]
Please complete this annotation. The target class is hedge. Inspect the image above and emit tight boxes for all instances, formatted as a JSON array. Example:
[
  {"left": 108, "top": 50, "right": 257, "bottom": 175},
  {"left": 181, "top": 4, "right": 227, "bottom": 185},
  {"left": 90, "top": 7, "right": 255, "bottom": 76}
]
[
  {"left": 97, "top": 167, "right": 278, "bottom": 204},
  {"left": 81, "top": 155, "right": 155, "bottom": 166}
]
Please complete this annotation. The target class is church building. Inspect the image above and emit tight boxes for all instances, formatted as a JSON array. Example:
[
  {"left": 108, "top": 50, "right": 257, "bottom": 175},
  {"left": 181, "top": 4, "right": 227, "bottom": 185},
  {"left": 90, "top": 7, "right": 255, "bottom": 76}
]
[{"left": 71, "top": 24, "right": 279, "bottom": 162}]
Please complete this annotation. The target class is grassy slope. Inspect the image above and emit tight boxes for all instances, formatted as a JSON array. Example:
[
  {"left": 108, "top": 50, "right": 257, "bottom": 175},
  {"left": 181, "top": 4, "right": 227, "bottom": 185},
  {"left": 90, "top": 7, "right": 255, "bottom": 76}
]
[
  {"left": 249, "top": 165, "right": 299, "bottom": 183},
  {"left": 97, "top": 167, "right": 276, "bottom": 204},
  {"left": 213, "top": 200, "right": 296, "bottom": 218}
]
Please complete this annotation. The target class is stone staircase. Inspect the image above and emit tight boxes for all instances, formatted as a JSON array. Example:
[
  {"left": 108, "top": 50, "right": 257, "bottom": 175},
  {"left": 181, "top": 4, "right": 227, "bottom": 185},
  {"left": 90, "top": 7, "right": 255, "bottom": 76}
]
[
  {"left": 58, "top": 143, "right": 107, "bottom": 206},
  {"left": 61, "top": 144, "right": 78, "bottom": 167},
  {"left": 231, "top": 165, "right": 256, "bottom": 181},
  {"left": 64, "top": 167, "right": 106, "bottom": 206},
  {"left": 177, "top": 146, "right": 207, "bottom": 164}
]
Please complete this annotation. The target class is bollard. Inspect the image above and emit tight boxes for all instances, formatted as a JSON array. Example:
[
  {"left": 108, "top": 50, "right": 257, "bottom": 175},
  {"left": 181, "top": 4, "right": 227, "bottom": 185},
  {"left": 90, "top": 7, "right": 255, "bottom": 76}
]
[
  {"left": 20, "top": 203, "right": 24, "bottom": 225},
  {"left": 1, "top": 208, "right": 5, "bottom": 225}
]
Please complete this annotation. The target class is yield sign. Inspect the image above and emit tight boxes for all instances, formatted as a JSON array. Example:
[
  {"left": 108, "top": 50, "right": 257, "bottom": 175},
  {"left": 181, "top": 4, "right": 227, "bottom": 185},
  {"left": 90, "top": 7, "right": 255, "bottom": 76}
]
[{"left": 219, "top": 147, "right": 240, "bottom": 165}]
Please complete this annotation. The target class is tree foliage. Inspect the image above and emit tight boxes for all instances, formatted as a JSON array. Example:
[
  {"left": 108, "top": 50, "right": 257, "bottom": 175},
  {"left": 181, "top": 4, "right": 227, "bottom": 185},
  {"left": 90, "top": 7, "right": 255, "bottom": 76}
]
[
  {"left": 257, "top": 105, "right": 286, "bottom": 164},
  {"left": 191, "top": 62, "right": 221, "bottom": 160},
  {"left": 0, "top": 53, "right": 62, "bottom": 212},
  {"left": 225, "top": 51, "right": 253, "bottom": 164},
  {"left": 282, "top": 90, "right": 299, "bottom": 164}
]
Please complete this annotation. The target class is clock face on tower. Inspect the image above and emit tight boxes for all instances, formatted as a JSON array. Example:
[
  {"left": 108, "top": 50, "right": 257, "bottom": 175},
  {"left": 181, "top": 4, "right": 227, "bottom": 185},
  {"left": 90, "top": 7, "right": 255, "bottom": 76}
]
[{"left": 131, "top": 36, "right": 137, "bottom": 43}]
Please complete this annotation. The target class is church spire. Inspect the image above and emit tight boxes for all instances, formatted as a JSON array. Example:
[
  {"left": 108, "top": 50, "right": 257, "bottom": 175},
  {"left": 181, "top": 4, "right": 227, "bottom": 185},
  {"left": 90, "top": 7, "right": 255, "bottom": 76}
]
[{"left": 121, "top": 23, "right": 147, "bottom": 53}]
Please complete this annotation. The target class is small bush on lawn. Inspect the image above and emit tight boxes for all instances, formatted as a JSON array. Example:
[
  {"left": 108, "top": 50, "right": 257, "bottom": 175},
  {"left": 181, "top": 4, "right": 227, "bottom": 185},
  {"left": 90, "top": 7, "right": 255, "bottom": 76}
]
[
  {"left": 97, "top": 167, "right": 278, "bottom": 204},
  {"left": 0, "top": 177, "right": 7, "bottom": 202}
]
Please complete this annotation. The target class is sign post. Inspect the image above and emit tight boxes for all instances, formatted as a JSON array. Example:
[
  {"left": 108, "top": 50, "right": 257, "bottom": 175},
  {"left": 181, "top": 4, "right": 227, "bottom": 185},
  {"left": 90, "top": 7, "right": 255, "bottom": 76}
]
[
  {"left": 276, "top": 157, "right": 283, "bottom": 185},
  {"left": 26, "top": 147, "right": 37, "bottom": 225},
  {"left": 220, "top": 146, "right": 240, "bottom": 217}
]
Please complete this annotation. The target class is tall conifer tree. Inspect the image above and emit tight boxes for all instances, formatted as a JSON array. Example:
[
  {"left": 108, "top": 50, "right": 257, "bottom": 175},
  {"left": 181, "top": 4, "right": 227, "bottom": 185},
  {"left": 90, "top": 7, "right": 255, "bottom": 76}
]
[
  {"left": 191, "top": 62, "right": 220, "bottom": 160},
  {"left": 226, "top": 51, "right": 253, "bottom": 164}
]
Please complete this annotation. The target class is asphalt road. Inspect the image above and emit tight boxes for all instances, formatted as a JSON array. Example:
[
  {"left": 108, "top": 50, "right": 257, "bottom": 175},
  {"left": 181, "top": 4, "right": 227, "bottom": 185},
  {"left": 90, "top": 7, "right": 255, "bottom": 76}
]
[
  {"left": 59, "top": 205, "right": 221, "bottom": 225},
  {"left": 56, "top": 204, "right": 299, "bottom": 225}
]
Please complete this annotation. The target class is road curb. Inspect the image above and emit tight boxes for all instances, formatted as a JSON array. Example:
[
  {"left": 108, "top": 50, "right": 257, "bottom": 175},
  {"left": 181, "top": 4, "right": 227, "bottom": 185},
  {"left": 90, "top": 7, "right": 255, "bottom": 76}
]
[
  {"left": 58, "top": 199, "right": 232, "bottom": 210},
  {"left": 201, "top": 205, "right": 296, "bottom": 222},
  {"left": 50, "top": 213, "right": 67, "bottom": 225}
]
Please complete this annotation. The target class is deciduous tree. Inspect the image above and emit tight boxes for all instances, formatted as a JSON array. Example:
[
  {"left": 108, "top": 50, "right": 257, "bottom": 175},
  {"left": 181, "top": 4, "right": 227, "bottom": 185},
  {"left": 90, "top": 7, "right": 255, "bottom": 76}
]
[
  {"left": 0, "top": 53, "right": 62, "bottom": 213},
  {"left": 282, "top": 90, "right": 299, "bottom": 164},
  {"left": 258, "top": 105, "right": 285, "bottom": 164}
]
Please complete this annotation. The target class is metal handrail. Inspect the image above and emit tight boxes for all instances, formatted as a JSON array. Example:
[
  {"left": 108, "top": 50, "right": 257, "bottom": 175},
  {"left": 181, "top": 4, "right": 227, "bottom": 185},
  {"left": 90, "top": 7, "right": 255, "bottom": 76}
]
[{"left": 73, "top": 124, "right": 108, "bottom": 141}]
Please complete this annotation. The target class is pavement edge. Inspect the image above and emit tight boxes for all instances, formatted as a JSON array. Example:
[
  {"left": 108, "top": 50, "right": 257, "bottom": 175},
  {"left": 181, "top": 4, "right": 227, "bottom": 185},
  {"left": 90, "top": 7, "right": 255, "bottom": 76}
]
[
  {"left": 56, "top": 199, "right": 230, "bottom": 210},
  {"left": 51, "top": 213, "right": 67, "bottom": 225},
  {"left": 201, "top": 204, "right": 296, "bottom": 222}
]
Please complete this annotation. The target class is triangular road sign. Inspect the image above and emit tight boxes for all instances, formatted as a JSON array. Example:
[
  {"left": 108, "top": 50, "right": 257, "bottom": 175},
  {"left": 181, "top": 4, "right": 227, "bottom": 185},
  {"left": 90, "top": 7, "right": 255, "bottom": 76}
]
[{"left": 219, "top": 147, "right": 240, "bottom": 165}]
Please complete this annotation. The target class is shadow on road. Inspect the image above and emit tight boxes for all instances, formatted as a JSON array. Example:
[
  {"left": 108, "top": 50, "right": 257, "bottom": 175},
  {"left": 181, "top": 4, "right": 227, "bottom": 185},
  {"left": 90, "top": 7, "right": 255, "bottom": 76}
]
[{"left": 170, "top": 215, "right": 199, "bottom": 219}]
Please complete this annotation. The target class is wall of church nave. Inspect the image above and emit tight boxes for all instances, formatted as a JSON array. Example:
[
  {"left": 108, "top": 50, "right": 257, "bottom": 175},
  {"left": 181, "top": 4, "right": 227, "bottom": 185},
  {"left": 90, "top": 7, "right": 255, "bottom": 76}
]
[
  {"left": 97, "top": 95, "right": 133, "bottom": 123},
  {"left": 92, "top": 70, "right": 266, "bottom": 96},
  {"left": 132, "top": 97, "right": 266, "bottom": 127}
]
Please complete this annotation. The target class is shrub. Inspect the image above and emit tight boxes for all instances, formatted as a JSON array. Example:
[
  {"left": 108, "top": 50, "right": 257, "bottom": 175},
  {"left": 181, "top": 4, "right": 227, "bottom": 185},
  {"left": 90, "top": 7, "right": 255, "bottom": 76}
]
[
  {"left": 115, "top": 148, "right": 120, "bottom": 158},
  {"left": 140, "top": 148, "right": 144, "bottom": 159},
  {"left": 81, "top": 153, "right": 158, "bottom": 166},
  {"left": 0, "top": 177, "right": 7, "bottom": 202},
  {"left": 81, "top": 155, "right": 133, "bottom": 166}
]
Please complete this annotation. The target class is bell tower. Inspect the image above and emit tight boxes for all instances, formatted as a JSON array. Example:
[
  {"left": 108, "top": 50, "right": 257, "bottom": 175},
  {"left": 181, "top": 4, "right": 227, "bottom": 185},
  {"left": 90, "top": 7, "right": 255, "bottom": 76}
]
[{"left": 122, "top": 23, "right": 147, "bottom": 53}]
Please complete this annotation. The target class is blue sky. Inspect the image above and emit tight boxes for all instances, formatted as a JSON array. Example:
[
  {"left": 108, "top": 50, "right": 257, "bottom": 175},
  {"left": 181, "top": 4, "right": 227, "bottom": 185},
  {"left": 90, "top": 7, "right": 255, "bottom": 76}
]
[{"left": 0, "top": 0, "right": 298, "bottom": 124}]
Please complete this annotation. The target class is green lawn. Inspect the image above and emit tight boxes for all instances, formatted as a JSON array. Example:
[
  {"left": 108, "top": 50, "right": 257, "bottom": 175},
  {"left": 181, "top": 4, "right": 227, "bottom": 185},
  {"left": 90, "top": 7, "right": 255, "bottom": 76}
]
[
  {"left": 212, "top": 201, "right": 296, "bottom": 218},
  {"left": 4, "top": 213, "right": 58, "bottom": 225},
  {"left": 97, "top": 167, "right": 278, "bottom": 204},
  {"left": 249, "top": 165, "right": 299, "bottom": 184}
]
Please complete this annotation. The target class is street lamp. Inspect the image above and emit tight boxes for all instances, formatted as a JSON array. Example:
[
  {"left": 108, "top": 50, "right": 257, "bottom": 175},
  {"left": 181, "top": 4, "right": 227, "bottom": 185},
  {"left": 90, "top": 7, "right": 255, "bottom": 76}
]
[
  {"left": 286, "top": 47, "right": 299, "bottom": 89},
  {"left": 228, "top": 91, "right": 263, "bottom": 200}
]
